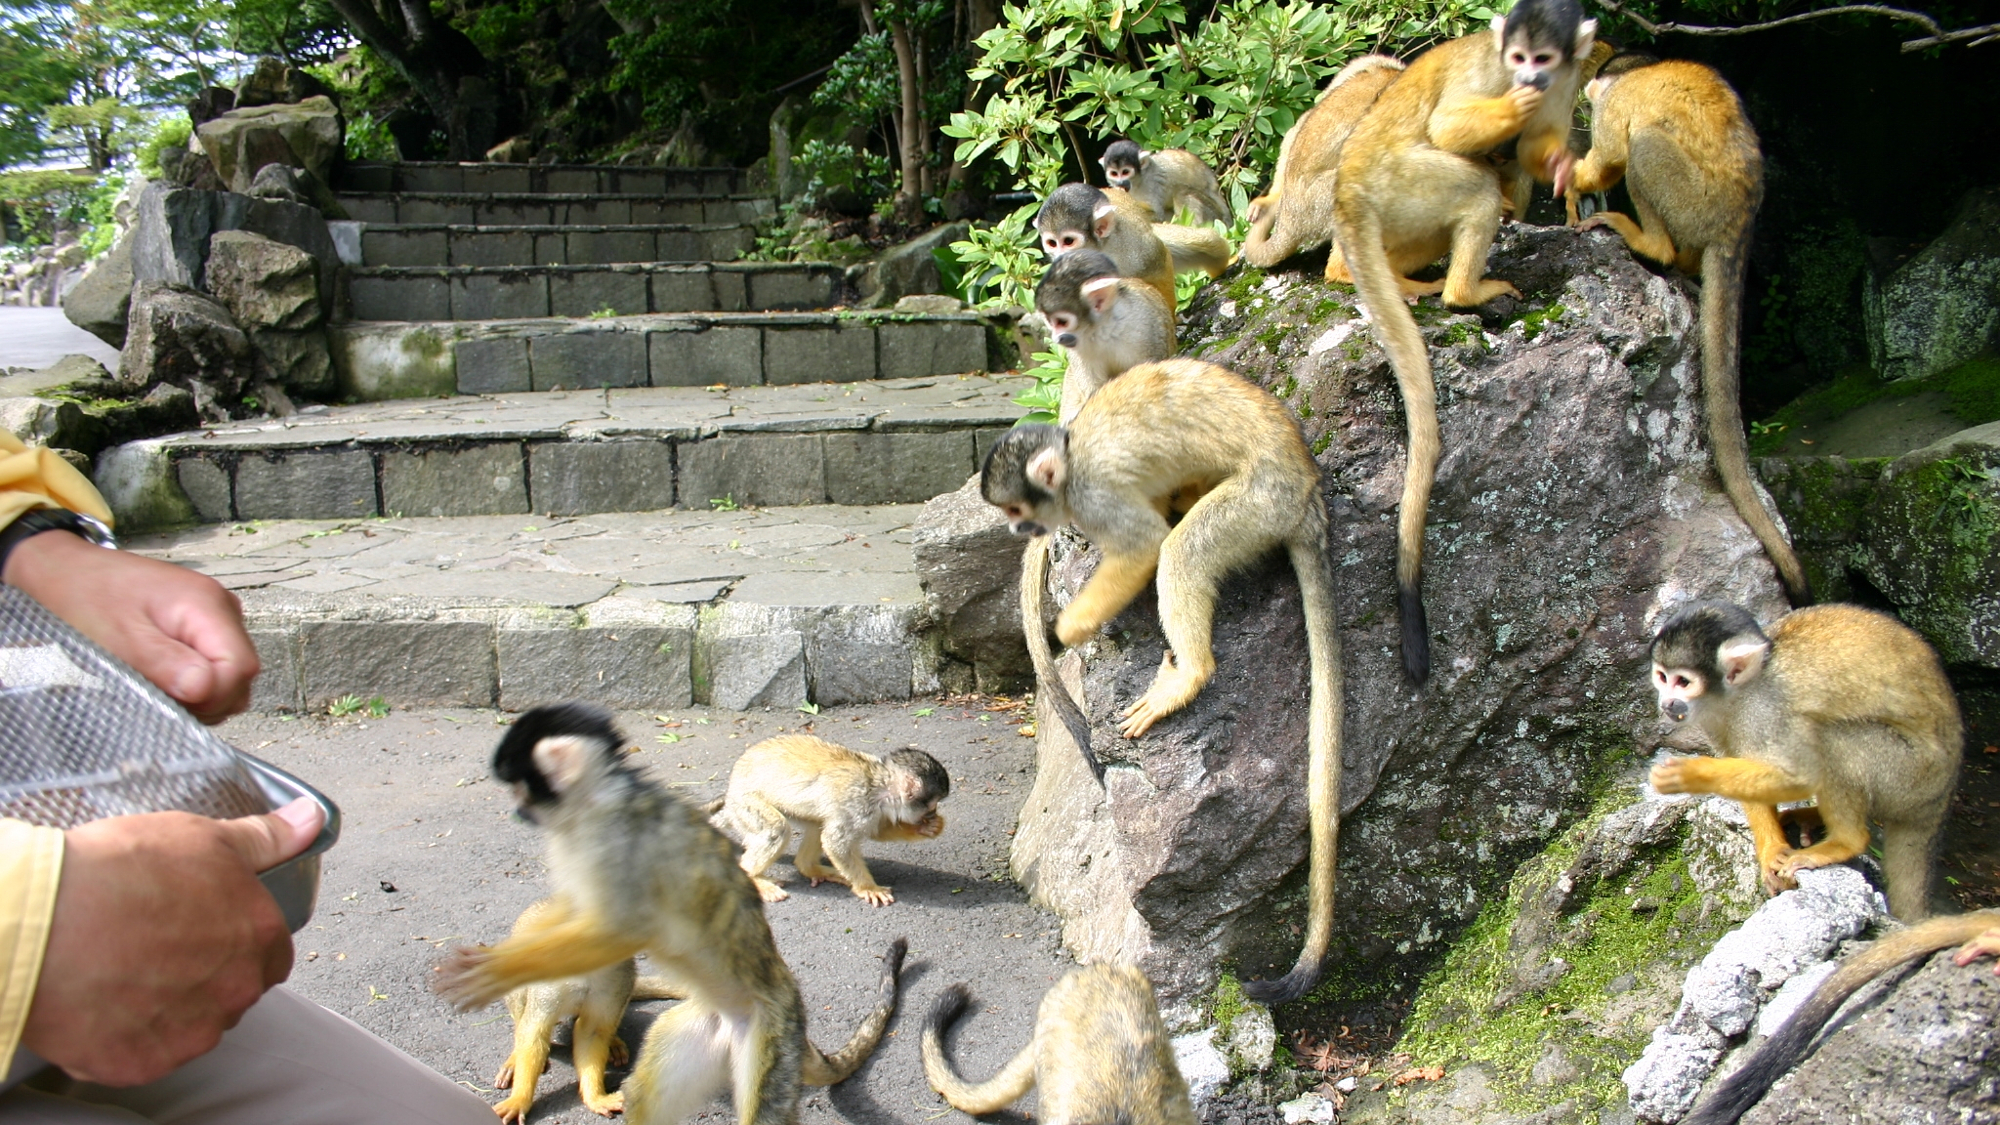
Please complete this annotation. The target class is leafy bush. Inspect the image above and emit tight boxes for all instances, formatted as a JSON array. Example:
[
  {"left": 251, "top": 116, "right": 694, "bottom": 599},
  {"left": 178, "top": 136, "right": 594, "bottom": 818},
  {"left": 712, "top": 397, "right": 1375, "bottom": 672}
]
[
  {"left": 794, "top": 139, "right": 898, "bottom": 214},
  {"left": 136, "top": 115, "right": 191, "bottom": 178}
]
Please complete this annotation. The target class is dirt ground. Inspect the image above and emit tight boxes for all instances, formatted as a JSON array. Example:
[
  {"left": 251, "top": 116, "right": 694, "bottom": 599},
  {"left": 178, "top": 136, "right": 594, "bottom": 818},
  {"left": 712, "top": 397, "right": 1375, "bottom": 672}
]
[{"left": 222, "top": 697, "right": 1067, "bottom": 1125}]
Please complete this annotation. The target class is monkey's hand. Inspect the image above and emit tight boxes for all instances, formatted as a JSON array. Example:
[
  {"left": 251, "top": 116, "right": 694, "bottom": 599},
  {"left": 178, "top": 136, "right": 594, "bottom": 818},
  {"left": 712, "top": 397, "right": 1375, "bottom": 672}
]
[
  {"left": 494, "top": 1091, "right": 535, "bottom": 1123},
  {"left": 437, "top": 945, "right": 510, "bottom": 1011},
  {"left": 1054, "top": 607, "right": 1101, "bottom": 649},
  {"left": 1544, "top": 148, "right": 1576, "bottom": 198},
  {"left": 1953, "top": 927, "right": 2000, "bottom": 973},
  {"left": 1648, "top": 757, "right": 1697, "bottom": 794},
  {"left": 876, "top": 812, "right": 947, "bottom": 842},
  {"left": 1505, "top": 84, "right": 1543, "bottom": 123}
]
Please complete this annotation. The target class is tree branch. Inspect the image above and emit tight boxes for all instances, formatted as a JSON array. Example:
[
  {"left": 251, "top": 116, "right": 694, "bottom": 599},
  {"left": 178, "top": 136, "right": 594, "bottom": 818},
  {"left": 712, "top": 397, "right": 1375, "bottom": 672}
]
[{"left": 1592, "top": 1, "right": 1995, "bottom": 51}]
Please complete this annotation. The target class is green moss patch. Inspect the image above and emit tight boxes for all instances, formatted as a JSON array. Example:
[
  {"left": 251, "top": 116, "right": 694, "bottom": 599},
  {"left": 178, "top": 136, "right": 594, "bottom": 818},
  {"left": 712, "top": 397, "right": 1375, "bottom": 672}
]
[{"left": 1749, "top": 358, "right": 2000, "bottom": 457}]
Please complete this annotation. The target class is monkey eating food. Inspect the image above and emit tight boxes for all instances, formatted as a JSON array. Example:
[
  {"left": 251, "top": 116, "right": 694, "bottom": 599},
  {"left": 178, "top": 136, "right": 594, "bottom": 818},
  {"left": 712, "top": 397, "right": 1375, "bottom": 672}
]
[
  {"left": 1648, "top": 602, "right": 1962, "bottom": 922},
  {"left": 1568, "top": 55, "right": 1812, "bottom": 606},
  {"left": 436, "top": 704, "right": 907, "bottom": 1125},
  {"left": 709, "top": 734, "right": 949, "bottom": 907},
  {"left": 1331, "top": 0, "right": 1596, "bottom": 683},
  {"left": 922, "top": 964, "right": 1198, "bottom": 1125},
  {"left": 981, "top": 357, "right": 1345, "bottom": 1003},
  {"left": 1099, "top": 139, "right": 1231, "bottom": 225}
]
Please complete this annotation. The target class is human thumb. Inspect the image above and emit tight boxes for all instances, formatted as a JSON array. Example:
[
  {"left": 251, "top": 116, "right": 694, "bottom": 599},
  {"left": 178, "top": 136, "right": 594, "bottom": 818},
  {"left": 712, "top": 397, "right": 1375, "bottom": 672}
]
[{"left": 216, "top": 797, "right": 324, "bottom": 873}]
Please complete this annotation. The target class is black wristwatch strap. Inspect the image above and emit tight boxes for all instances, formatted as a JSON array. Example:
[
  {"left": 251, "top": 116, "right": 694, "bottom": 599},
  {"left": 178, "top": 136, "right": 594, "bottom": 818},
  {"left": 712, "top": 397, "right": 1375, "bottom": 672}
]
[{"left": 0, "top": 508, "right": 118, "bottom": 578}]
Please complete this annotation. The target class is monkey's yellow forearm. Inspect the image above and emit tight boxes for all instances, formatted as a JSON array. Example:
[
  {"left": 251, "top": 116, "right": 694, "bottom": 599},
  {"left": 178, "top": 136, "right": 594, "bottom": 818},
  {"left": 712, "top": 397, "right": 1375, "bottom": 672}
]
[
  {"left": 443, "top": 918, "right": 647, "bottom": 1009},
  {"left": 1057, "top": 552, "right": 1160, "bottom": 646},
  {"left": 1430, "top": 98, "right": 1526, "bottom": 156},
  {"left": 1657, "top": 756, "right": 1813, "bottom": 804},
  {"left": 1567, "top": 154, "right": 1623, "bottom": 196}
]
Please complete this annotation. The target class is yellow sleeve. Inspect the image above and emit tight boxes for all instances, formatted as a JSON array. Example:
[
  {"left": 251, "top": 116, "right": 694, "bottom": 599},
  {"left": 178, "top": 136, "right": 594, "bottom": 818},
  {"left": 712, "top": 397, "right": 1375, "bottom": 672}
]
[
  {"left": 0, "top": 432, "right": 115, "bottom": 531},
  {"left": 0, "top": 820, "right": 64, "bottom": 1073}
]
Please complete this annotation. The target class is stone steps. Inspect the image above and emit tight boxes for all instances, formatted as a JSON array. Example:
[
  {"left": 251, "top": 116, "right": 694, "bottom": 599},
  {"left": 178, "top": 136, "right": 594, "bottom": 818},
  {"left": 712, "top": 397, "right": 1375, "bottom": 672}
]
[
  {"left": 127, "top": 502, "right": 946, "bottom": 712},
  {"left": 346, "top": 262, "right": 842, "bottom": 321},
  {"left": 338, "top": 160, "right": 749, "bottom": 196},
  {"left": 97, "top": 375, "right": 1024, "bottom": 530},
  {"left": 334, "top": 192, "right": 774, "bottom": 227},
  {"left": 329, "top": 310, "right": 996, "bottom": 399},
  {"left": 351, "top": 222, "right": 760, "bottom": 267}
]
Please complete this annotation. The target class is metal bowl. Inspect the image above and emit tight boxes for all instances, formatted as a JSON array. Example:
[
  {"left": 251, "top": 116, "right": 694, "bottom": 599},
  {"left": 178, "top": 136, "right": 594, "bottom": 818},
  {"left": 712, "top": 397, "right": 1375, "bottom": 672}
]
[{"left": 241, "top": 753, "right": 341, "bottom": 932}]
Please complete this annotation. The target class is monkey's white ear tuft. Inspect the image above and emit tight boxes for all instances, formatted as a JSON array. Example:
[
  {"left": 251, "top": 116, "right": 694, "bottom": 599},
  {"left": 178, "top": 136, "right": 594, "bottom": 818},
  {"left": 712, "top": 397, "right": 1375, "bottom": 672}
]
[
  {"left": 1026, "top": 446, "right": 1066, "bottom": 493},
  {"left": 1717, "top": 637, "right": 1770, "bottom": 686},
  {"left": 1138, "top": 148, "right": 1153, "bottom": 160},
  {"left": 532, "top": 735, "right": 598, "bottom": 795},
  {"left": 1490, "top": 14, "right": 1508, "bottom": 47},
  {"left": 1575, "top": 18, "right": 1597, "bottom": 56},
  {"left": 1082, "top": 277, "right": 1120, "bottom": 313},
  {"left": 1092, "top": 202, "right": 1117, "bottom": 239}
]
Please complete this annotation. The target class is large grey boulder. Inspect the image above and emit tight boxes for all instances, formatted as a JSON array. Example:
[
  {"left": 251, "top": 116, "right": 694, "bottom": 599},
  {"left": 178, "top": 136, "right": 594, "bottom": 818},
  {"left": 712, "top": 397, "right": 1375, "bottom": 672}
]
[
  {"left": 61, "top": 235, "right": 134, "bottom": 348},
  {"left": 205, "top": 230, "right": 319, "bottom": 330},
  {"left": 1864, "top": 186, "right": 2000, "bottom": 382},
  {"left": 911, "top": 474, "right": 1032, "bottom": 692},
  {"left": 1011, "top": 225, "right": 1790, "bottom": 1009},
  {"left": 857, "top": 222, "right": 971, "bottom": 308},
  {"left": 195, "top": 96, "right": 342, "bottom": 195},
  {"left": 120, "top": 281, "right": 255, "bottom": 417},
  {"left": 130, "top": 184, "right": 341, "bottom": 319},
  {"left": 232, "top": 57, "right": 333, "bottom": 109}
]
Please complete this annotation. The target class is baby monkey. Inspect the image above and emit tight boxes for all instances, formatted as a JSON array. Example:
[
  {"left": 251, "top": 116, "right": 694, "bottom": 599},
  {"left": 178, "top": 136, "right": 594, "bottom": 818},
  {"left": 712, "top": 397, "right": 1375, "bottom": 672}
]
[
  {"left": 1648, "top": 602, "right": 1962, "bottom": 921},
  {"left": 922, "top": 964, "right": 1197, "bottom": 1125},
  {"left": 710, "top": 735, "right": 949, "bottom": 907},
  {"left": 1099, "top": 139, "right": 1230, "bottom": 224}
]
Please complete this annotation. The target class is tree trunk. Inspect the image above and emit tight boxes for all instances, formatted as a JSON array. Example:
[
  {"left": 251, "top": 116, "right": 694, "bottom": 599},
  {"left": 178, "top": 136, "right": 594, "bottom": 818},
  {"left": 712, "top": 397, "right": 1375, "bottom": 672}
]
[
  {"left": 324, "top": 0, "right": 500, "bottom": 159},
  {"left": 886, "top": 13, "right": 924, "bottom": 222}
]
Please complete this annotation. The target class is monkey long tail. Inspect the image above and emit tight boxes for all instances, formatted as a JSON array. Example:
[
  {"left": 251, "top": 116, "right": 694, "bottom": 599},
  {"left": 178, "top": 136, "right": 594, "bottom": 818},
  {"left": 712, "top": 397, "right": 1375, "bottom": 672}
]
[
  {"left": 920, "top": 983, "right": 1039, "bottom": 1114},
  {"left": 1337, "top": 210, "right": 1435, "bottom": 682},
  {"left": 801, "top": 937, "right": 907, "bottom": 1085},
  {"left": 1684, "top": 912, "right": 1999, "bottom": 1124},
  {"left": 1700, "top": 234, "right": 1811, "bottom": 606},
  {"left": 1243, "top": 521, "right": 1346, "bottom": 1006},
  {"left": 1022, "top": 537, "right": 1103, "bottom": 780},
  {"left": 1156, "top": 223, "right": 1232, "bottom": 279}
]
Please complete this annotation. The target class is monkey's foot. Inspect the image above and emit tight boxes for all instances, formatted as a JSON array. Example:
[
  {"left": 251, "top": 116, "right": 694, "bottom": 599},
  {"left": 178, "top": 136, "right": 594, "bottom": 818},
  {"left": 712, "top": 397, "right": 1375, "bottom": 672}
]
[
  {"left": 494, "top": 1094, "right": 535, "bottom": 1124},
  {"left": 1953, "top": 927, "right": 2000, "bottom": 970},
  {"left": 493, "top": 1057, "right": 516, "bottom": 1089},
  {"left": 584, "top": 1091, "right": 625, "bottom": 1118},
  {"left": 1760, "top": 849, "right": 1811, "bottom": 896},
  {"left": 803, "top": 867, "right": 848, "bottom": 888},
  {"left": 1443, "top": 278, "right": 1521, "bottom": 308},
  {"left": 609, "top": 1035, "right": 629, "bottom": 1068},
  {"left": 1118, "top": 662, "right": 1206, "bottom": 739},
  {"left": 1399, "top": 278, "right": 1447, "bottom": 303},
  {"left": 854, "top": 885, "right": 896, "bottom": 907},
  {"left": 753, "top": 878, "right": 789, "bottom": 903}
]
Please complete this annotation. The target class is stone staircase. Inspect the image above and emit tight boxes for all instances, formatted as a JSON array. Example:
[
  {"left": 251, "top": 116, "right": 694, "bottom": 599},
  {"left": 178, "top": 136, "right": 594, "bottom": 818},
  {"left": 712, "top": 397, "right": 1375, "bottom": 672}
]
[{"left": 96, "top": 160, "right": 1028, "bottom": 714}]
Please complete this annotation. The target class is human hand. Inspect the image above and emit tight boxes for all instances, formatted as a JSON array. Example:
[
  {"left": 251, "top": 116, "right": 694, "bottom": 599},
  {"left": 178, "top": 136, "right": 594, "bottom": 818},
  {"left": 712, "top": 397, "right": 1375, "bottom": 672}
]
[
  {"left": 20, "top": 798, "right": 324, "bottom": 1086},
  {"left": 4, "top": 530, "right": 259, "bottom": 723}
]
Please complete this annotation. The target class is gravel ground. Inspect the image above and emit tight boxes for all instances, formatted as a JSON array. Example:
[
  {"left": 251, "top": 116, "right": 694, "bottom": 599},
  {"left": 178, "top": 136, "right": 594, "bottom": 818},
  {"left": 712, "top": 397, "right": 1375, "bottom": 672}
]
[{"left": 221, "top": 698, "right": 1068, "bottom": 1125}]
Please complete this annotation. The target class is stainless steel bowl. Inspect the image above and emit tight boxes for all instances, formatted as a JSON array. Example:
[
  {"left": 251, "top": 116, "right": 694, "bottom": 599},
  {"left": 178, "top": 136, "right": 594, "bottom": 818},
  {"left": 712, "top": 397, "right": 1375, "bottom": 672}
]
[{"left": 241, "top": 753, "right": 341, "bottom": 932}]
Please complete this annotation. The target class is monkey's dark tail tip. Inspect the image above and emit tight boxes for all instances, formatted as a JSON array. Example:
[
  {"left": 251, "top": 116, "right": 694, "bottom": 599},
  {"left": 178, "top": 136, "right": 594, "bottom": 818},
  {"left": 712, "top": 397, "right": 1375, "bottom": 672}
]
[
  {"left": 1241, "top": 964, "right": 1321, "bottom": 1007},
  {"left": 882, "top": 937, "right": 909, "bottom": 988},
  {"left": 926, "top": 982, "right": 972, "bottom": 1034},
  {"left": 1399, "top": 583, "right": 1431, "bottom": 684}
]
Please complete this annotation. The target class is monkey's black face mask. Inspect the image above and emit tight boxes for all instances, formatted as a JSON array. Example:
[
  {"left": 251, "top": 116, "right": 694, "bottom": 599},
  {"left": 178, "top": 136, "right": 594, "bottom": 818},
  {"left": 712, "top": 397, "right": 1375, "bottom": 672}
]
[{"left": 1662, "top": 698, "right": 1690, "bottom": 722}]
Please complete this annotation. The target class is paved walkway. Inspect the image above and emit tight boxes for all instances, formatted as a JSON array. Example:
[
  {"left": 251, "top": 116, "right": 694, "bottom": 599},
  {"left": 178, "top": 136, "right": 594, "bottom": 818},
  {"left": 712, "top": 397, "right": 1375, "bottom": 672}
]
[{"left": 0, "top": 307, "right": 120, "bottom": 371}]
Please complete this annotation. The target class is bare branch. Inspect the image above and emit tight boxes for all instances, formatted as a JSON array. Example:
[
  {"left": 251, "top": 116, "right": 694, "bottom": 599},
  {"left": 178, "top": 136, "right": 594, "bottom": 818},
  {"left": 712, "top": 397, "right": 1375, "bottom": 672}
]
[
  {"left": 1592, "top": 0, "right": 1944, "bottom": 39},
  {"left": 1899, "top": 21, "right": 2000, "bottom": 50}
]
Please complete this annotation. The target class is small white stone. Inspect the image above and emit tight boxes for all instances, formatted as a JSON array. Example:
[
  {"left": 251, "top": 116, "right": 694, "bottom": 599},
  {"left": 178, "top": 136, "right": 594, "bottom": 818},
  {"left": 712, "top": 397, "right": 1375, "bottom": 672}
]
[
  {"left": 1335, "top": 1076, "right": 1359, "bottom": 1093},
  {"left": 1171, "top": 1028, "right": 1230, "bottom": 1107},
  {"left": 1279, "top": 1094, "right": 1336, "bottom": 1124}
]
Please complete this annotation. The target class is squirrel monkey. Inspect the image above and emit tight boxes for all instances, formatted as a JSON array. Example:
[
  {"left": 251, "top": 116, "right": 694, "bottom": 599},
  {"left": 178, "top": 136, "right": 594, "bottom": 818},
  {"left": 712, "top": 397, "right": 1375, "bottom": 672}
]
[
  {"left": 489, "top": 899, "right": 689, "bottom": 1122},
  {"left": 1036, "top": 249, "right": 1175, "bottom": 424},
  {"left": 708, "top": 735, "right": 949, "bottom": 907},
  {"left": 436, "top": 704, "right": 907, "bottom": 1125},
  {"left": 1332, "top": 0, "right": 1596, "bottom": 683},
  {"left": 1568, "top": 57, "right": 1812, "bottom": 607},
  {"left": 921, "top": 964, "right": 1198, "bottom": 1125},
  {"left": 1648, "top": 602, "right": 1963, "bottom": 922},
  {"left": 1036, "top": 184, "right": 1230, "bottom": 323},
  {"left": 981, "top": 358, "right": 1346, "bottom": 1003},
  {"left": 1242, "top": 54, "right": 1404, "bottom": 277},
  {"left": 1099, "top": 139, "right": 1230, "bottom": 225},
  {"left": 1682, "top": 910, "right": 2000, "bottom": 1125}
]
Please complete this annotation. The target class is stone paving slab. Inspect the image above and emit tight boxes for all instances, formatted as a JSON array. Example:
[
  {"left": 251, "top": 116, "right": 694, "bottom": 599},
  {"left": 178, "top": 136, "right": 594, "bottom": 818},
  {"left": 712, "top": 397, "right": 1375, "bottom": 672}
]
[
  {"left": 93, "top": 376, "right": 1022, "bottom": 527},
  {"left": 333, "top": 192, "right": 774, "bottom": 227},
  {"left": 354, "top": 222, "right": 759, "bottom": 268},
  {"left": 326, "top": 312, "right": 998, "bottom": 399},
  {"left": 128, "top": 503, "right": 945, "bottom": 710},
  {"left": 336, "top": 160, "right": 747, "bottom": 196},
  {"left": 347, "top": 262, "right": 843, "bottom": 319}
]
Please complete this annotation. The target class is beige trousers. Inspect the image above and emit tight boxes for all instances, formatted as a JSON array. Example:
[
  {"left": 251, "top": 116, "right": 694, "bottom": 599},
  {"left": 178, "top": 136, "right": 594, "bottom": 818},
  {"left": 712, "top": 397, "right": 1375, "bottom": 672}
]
[{"left": 0, "top": 986, "right": 491, "bottom": 1124}]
